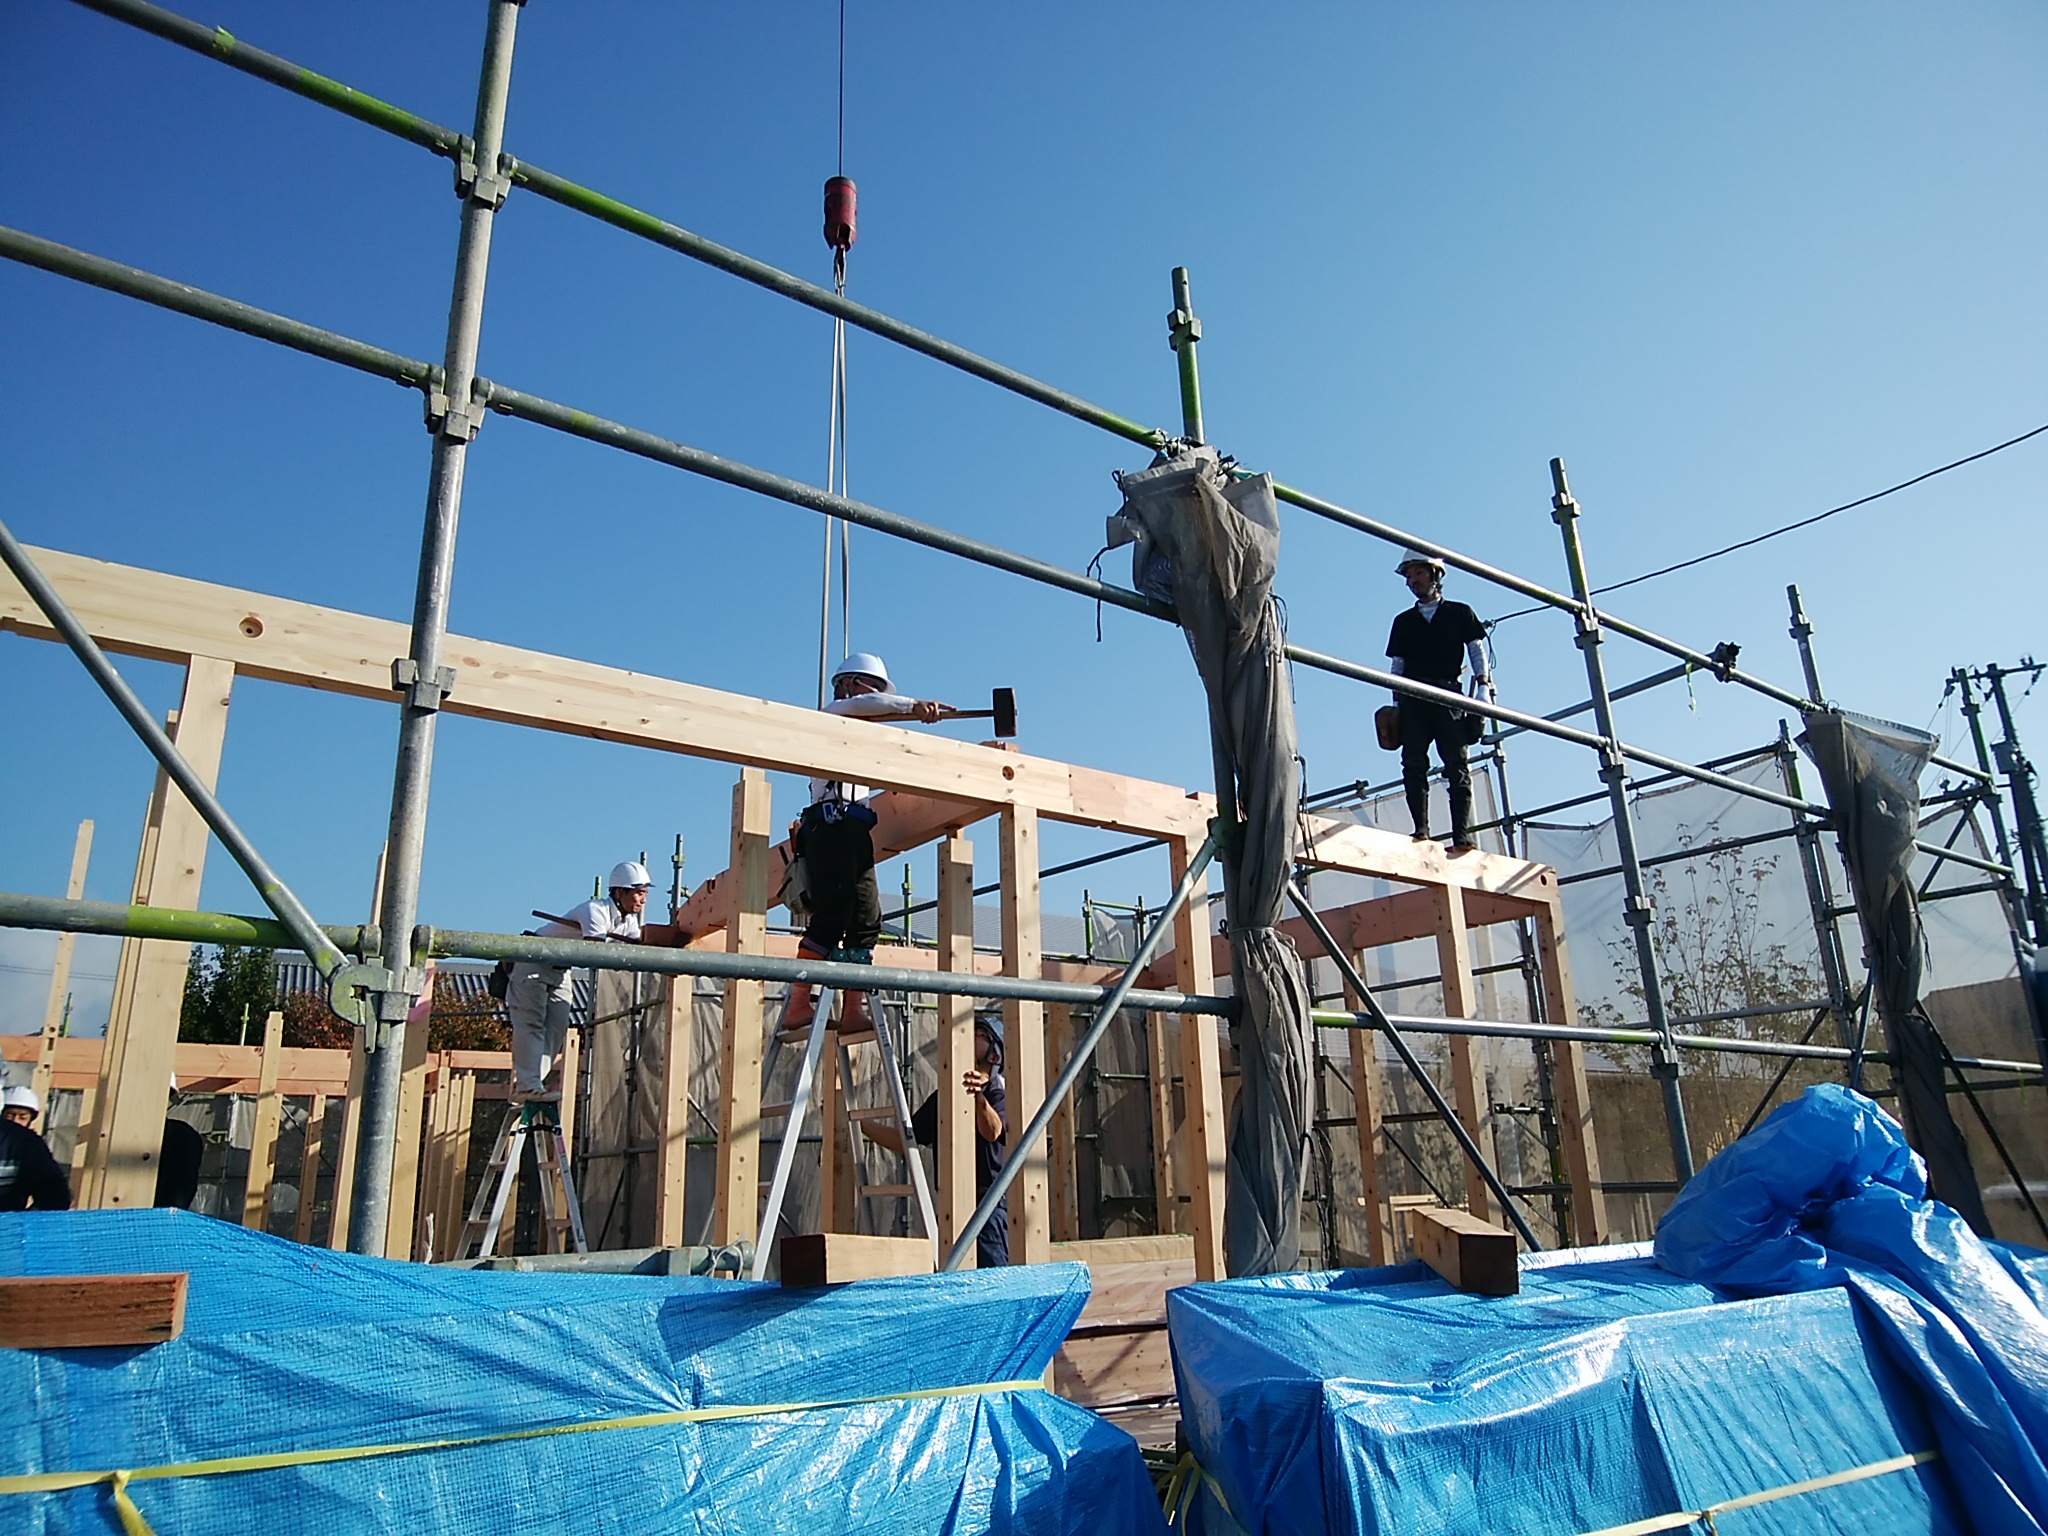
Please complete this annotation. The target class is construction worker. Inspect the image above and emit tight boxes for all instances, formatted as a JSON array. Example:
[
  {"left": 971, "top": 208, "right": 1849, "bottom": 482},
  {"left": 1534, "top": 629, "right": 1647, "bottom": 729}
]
[
  {"left": 860, "top": 1008, "right": 1009, "bottom": 1267},
  {"left": 508, "top": 860, "right": 655, "bottom": 1102},
  {"left": 0, "top": 1085, "right": 71, "bottom": 1211},
  {"left": 783, "top": 654, "right": 950, "bottom": 1033},
  {"left": 1386, "top": 549, "right": 1493, "bottom": 852}
]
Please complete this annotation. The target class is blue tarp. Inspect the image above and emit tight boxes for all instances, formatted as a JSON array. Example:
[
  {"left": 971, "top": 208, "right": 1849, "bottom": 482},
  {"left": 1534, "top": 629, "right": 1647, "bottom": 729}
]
[
  {"left": 1169, "top": 1086, "right": 2048, "bottom": 1536},
  {"left": 2, "top": 1210, "right": 1167, "bottom": 1535}
]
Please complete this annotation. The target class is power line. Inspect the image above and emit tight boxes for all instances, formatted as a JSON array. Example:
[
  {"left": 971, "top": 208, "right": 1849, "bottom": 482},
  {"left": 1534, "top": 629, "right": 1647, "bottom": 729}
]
[{"left": 1489, "top": 419, "right": 2048, "bottom": 626}]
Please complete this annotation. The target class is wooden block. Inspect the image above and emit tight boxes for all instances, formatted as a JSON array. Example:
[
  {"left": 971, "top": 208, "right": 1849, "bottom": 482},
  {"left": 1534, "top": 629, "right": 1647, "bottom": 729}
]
[
  {"left": 1069, "top": 1257, "right": 1198, "bottom": 1331},
  {"left": 1053, "top": 1327, "right": 1176, "bottom": 1408},
  {"left": 0, "top": 1273, "right": 189, "bottom": 1349},
  {"left": 1410, "top": 1207, "right": 1519, "bottom": 1297},
  {"left": 1050, "top": 1233, "right": 1195, "bottom": 1268},
  {"left": 779, "top": 1233, "right": 936, "bottom": 1287}
]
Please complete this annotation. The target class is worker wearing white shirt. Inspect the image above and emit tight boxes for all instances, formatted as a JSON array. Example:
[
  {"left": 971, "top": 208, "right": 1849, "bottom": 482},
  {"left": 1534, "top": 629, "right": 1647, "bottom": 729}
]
[
  {"left": 785, "top": 654, "right": 949, "bottom": 1031},
  {"left": 507, "top": 860, "right": 653, "bottom": 1101}
]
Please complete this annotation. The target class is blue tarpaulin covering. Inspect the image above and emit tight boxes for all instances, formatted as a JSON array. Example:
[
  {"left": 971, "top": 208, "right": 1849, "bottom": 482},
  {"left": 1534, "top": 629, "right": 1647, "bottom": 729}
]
[
  {"left": 1, "top": 1210, "right": 1167, "bottom": 1535},
  {"left": 1169, "top": 1086, "right": 2048, "bottom": 1536}
]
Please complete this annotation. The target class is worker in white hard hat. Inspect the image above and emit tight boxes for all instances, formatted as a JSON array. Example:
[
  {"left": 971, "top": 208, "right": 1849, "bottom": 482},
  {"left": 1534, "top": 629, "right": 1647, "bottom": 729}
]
[
  {"left": 507, "top": 860, "right": 656, "bottom": 1102},
  {"left": 784, "top": 654, "right": 951, "bottom": 1032},
  {"left": 3, "top": 1084, "right": 42, "bottom": 1129},
  {"left": 0, "top": 1084, "right": 70, "bottom": 1211},
  {"left": 1387, "top": 550, "right": 1493, "bottom": 852}
]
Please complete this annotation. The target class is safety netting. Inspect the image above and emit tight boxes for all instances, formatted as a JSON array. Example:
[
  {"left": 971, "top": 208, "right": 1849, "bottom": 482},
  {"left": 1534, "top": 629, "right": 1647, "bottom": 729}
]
[
  {"left": 0, "top": 1209, "right": 1166, "bottom": 1535},
  {"left": 1166, "top": 1086, "right": 2048, "bottom": 1536}
]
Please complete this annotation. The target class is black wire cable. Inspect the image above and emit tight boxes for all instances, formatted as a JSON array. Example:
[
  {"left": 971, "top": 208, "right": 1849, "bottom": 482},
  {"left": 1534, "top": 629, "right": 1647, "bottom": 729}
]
[{"left": 1488, "top": 419, "right": 2048, "bottom": 626}]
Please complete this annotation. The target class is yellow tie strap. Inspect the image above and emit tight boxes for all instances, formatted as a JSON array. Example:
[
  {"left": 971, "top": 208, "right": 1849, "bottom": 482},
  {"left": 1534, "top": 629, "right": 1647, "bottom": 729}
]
[
  {"left": 1, "top": 1378, "right": 1048, "bottom": 1536},
  {"left": 1578, "top": 1449, "right": 1939, "bottom": 1536},
  {"left": 1161, "top": 1450, "right": 1234, "bottom": 1526}
]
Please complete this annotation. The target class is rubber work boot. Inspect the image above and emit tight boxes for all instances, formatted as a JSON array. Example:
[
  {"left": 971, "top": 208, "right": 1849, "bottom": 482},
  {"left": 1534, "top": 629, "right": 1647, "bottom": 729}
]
[
  {"left": 781, "top": 941, "right": 832, "bottom": 1030},
  {"left": 839, "top": 989, "right": 875, "bottom": 1037}
]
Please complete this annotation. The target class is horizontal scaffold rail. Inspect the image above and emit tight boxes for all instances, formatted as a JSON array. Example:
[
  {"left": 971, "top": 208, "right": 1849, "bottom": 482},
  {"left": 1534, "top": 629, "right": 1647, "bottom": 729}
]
[
  {"left": 11, "top": 222, "right": 1975, "bottom": 846},
  {"left": 0, "top": 890, "right": 375, "bottom": 956},
  {"left": 68, "top": 0, "right": 1993, "bottom": 787}
]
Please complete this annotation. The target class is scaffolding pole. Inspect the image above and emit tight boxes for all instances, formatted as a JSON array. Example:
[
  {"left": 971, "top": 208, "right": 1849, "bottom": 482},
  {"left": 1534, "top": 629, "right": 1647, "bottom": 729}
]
[
  {"left": 353, "top": 0, "right": 523, "bottom": 1257},
  {"left": 1550, "top": 458, "right": 1694, "bottom": 1184}
]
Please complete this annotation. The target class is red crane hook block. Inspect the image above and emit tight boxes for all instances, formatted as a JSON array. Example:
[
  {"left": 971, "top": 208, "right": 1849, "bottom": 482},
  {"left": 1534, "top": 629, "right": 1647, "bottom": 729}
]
[{"left": 824, "top": 176, "right": 858, "bottom": 252}]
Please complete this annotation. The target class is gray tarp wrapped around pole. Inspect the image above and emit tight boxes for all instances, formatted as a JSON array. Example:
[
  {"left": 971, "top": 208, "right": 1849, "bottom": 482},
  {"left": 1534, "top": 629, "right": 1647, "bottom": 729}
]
[
  {"left": 1800, "top": 708, "right": 1991, "bottom": 1233},
  {"left": 1117, "top": 448, "right": 1313, "bottom": 1275}
]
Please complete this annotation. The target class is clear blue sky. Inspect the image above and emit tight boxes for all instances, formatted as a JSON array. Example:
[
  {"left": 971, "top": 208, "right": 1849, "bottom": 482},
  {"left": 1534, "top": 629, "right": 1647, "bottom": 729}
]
[{"left": 3, "top": 1, "right": 2045, "bottom": 1033}]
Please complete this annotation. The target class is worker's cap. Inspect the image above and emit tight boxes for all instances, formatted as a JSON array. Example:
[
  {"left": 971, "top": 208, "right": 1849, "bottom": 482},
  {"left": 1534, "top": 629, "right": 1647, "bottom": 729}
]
[
  {"left": 831, "top": 652, "right": 892, "bottom": 691},
  {"left": 1395, "top": 548, "right": 1447, "bottom": 577},
  {"left": 609, "top": 861, "right": 655, "bottom": 891},
  {"left": 2, "top": 1085, "right": 41, "bottom": 1115}
]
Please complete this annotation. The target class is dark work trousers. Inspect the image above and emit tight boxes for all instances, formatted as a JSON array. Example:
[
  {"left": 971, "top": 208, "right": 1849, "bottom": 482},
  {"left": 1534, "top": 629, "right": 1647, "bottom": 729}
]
[
  {"left": 1399, "top": 694, "right": 1473, "bottom": 843},
  {"left": 798, "top": 803, "right": 883, "bottom": 955}
]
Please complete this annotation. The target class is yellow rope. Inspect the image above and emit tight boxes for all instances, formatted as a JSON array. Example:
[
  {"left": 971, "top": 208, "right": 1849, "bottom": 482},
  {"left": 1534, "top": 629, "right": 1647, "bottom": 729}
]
[
  {"left": 1577, "top": 1449, "right": 1939, "bottom": 1536},
  {"left": 1, "top": 1378, "right": 1047, "bottom": 1535}
]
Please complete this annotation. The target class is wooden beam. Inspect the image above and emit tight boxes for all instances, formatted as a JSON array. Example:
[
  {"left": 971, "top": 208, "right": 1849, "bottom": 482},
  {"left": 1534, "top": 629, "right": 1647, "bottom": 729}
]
[
  {"left": 99, "top": 657, "right": 234, "bottom": 1211},
  {"left": 936, "top": 834, "right": 978, "bottom": 1260},
  {"left": 714, "top": 769, "right": 771, "bottom": 1247},
  {"left": 327, "top": 1033, "right": 366, "bottom": 1251},
  {"left": 654, "top": 977, "right": 694, "bottom": 1250},
  {"left": 31, "top": 818, "right": 93, "bottom": 1114},
  {"left": 0, "top": 545, "right": 1212, "bottom": 841},
  {"left": 0, "top": 1273, "right": 189, "bottom": 1349},
  {"left": 819, "top": 1043, "right": 857, "bottom": 1234},
  {"left": 1171, "top": 837, "right": 1227, "bottom": 1282},
  {"left": 1000, "top": 807, "right": 1050, "bottom": 1265},
  {"left": 440, "top": 1070, "right": 478, "bottom": 1260},
  {"left": 294, "top": 1093, "right": 328, "bottom": 1245},
  {"left": 1301, "top": 815, "right": 1558, "bottom": 903},
  {"left": 382, "top": 992, "right": 435, "bottom": 1260},
  {"left": 1433, "top": 886, "right": 1497, "bottom": 1224},
  {"left": 1047, "top": 1003, "right": 1080, "bottom": 1243},
  {"left": 1410, "top": 1206, "right": 1519, "bottom": 1296},
  {"left": 779, "top": 1232, "right": 935, "bottom": 1286},
  {"left": 241, "top": 1009, "right": 285, "bottom": 1231},
  {"left": 1146, "top": 1012, "right": 1177, "bottom": 1236},
  {"left": 1345, "top": 952, "right": 1393, "bottom": 1266},
  {"left": 83, "top": 777, "right": 165, "bottom": 1206},
  {"left": 1535, "top": 897, "right": 1608, "bottom": 1246}
]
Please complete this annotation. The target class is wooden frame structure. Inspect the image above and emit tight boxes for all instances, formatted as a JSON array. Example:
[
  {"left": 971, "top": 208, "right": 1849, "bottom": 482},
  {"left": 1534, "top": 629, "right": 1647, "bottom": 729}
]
[{"left": 3, "top": 542, "right": 1604, "bottom": 1276}]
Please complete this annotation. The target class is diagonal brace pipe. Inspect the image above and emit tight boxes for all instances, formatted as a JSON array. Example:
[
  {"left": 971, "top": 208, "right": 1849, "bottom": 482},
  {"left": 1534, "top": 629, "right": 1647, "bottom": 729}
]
[
  {"left": 0, "top": 516, "right": 381, "bottom": 1027},
  {"left": 1285, "top": 877, "right": 1543, "bottom": 1250},
  {"left": 942, "top": 822, "right": 1222, "bottom": 1271}
]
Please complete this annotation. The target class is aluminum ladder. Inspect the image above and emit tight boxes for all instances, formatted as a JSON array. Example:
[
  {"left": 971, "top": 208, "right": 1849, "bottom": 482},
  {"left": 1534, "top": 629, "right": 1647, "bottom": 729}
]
[{"left": 457, "top": 1099, "right": 589, "bottom": 1260}]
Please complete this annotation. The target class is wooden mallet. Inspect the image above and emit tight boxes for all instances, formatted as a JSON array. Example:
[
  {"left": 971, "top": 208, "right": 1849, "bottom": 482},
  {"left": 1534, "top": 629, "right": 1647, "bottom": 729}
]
[{"left": 937, "top": 687, "right": 1017, "bottom": 738}]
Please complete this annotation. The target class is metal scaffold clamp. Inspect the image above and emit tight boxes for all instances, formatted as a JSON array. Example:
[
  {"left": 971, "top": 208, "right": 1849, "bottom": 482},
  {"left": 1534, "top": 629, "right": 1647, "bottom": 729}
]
[
  {"left": 422, "top": 372, "right": 488, "bottom": 442},
  {"left": 1167, "top": 305, "right": 1201, "bottom": 352},
  {"left": 392, "top": 657, "right": 458, "bottom": 711},
  {"left": 453, "top": 136, "right": 514, "bottom": 209}
]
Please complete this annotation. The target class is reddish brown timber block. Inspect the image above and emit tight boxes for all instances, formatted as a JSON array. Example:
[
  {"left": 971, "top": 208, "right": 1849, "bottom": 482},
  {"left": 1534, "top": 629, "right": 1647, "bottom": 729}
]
[
  {"left": 0, "top": 1273, "right": 189, "bottom": 1348},
  {"left": 1410, "top": 1207, "right": 1520, "bottom": 1297},
  {"left": 779, "top": 1233, "right": 935, "bottom": 1287}
]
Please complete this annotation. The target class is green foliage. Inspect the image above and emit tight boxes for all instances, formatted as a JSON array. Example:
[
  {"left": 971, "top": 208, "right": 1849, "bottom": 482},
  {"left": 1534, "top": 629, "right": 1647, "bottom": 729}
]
[{"left": 178, "top": 944, "right": 278, "bottom": 1044}]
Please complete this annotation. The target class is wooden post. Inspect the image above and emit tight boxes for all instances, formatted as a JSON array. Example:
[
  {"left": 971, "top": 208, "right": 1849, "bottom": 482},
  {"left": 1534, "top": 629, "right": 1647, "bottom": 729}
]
[
  {"left": 1535, "top": 898, "right": 1608, "bottom": 1246},
  {"left": 558, "top": 1024, "right": 581, "bottom": 1160},
  {"left": 294, "top": 1094, "right": 328, "bottom": 1245},
  {"left": 382, "top": 994, "right": 435, "bottom": 1260},
  {"left": 714, "top": 769, "right": 772, "bottom": 1247},
  {"left": 414, "top": 1061, "right": 449, "bottom": 1261},
  {"left": 999, "top": 808, "right": 1050, "bottom": 1264},
  {"left": 241, "top": 1009, "right": 285, "bottom": 1230},
  {"left": 1171, "top": 836, "right": 1227, "bottom": 1281},
  {"left": 936, "top": 834, "right": 978, "bottom": 1261},
  {"left": 654, "top": 977, "right": 694, "bottom": 1249},
  {"left": 1147, "top": 1011, "right": 1178, "bottom": 1236},
  {"left": 1047, "top": 1003, "right": 1080, "bottom": 1242},
  {"left": 327, "top": 1033, "right": 366, "bottom": 1250},
  {"left": 31, "top": 819, "right": 94, "bottom": 1114},
  {"left": 98, "top": 658, "right": 235, "bottom": 1211},
  {"left": 820, "top": 1047, "right": 858, "bottom": 1232},
  {"left": 1346, "top": 952, "right": 1394, "bottom": 1266},
  {"left": 1433, "top": 886, "right": 1496, "bottom": 1223},
  {"left": 435, "top": 1069, "right": 477, "bottom": 1260}
]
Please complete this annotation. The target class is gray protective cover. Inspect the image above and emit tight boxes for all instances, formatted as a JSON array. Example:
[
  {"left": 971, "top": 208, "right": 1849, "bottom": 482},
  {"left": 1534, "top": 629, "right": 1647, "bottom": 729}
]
[
  {"left": 1118, "top": 448, "right": 1312, "bottom": 1275},
  {"left": 1800, "top": 707, "right": 1990, "bottom": 1232}
]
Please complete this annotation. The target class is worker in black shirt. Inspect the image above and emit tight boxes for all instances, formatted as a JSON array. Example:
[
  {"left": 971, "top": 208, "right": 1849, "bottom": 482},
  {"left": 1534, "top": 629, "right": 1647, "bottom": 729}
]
[
  {"left": 859, "top": 1009, "right": 1009, "bottom": 1267},
  {"left": 1386, "top": 549, "right": 1493, "bottom": 852},
  {"left": 0, "top": 1092, "right": 72, "bottom": 1211}
]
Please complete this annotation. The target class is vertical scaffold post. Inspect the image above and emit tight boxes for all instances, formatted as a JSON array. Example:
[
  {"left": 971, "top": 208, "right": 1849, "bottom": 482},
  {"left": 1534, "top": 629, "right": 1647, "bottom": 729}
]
[
  {"left": 1549, "top": 458, "right": 1694, "bottom": 1184},
  {"left": 1775, "top": 720, "right": 1857, "bottom": 1054},
  {"left": 1168, "top": 267, "right": 1205, "bottom": 448},
  {"left": 1786, "top": 582, "right": 1827, "bottom": 707},
  {"left": 353, "top": 0, "right": 525, "bottom": 1256},
  {"left": 1953, "top": 668, "right": 2035, "bottom": 946},
  {"left": 1984, "top": 664, "right": 2048, "bottom": 946}
]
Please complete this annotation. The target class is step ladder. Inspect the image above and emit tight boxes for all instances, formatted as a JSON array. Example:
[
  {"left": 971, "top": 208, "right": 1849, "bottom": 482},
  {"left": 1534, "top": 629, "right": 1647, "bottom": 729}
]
[
  {"left": 457, "top": 1100, "right": 589, "bottom": 1260},
  {"left": 753, "top": 980, "right": 938, "bottom": 1280}
]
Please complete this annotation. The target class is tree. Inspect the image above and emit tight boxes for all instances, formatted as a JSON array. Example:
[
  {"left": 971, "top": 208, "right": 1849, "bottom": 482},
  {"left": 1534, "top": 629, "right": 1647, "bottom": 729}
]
[{"left": 179, "top": 944, "right": 278, "bottom": 1044}]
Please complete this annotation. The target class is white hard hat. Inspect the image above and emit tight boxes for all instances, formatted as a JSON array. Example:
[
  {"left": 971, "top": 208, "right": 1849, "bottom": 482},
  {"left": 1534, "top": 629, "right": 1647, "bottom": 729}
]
[
  {"left": 832, "top": 652, "right": 892, "bottom": 691},
  {"left": 3, "top": 1085, "right": 40, "bottom": 1115},
  {"left": 1395, "top": 549, "right": 1447, "bottom": 576},
  {"left": 609, "top": 861, "right": 654, "bottom": 890}
]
